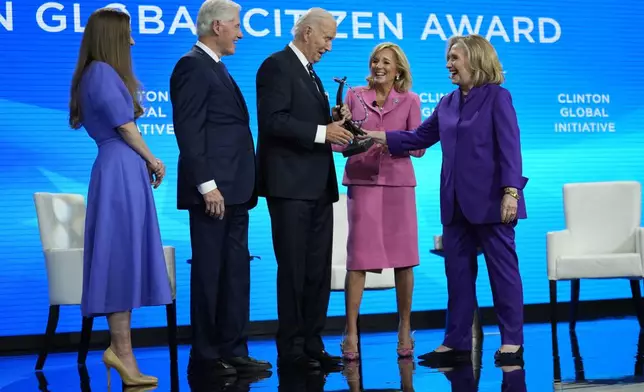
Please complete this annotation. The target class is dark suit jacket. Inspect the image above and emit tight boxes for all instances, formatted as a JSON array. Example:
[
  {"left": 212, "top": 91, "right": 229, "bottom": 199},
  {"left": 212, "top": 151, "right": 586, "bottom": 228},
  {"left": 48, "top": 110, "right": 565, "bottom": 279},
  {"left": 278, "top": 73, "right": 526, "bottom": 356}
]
[
  {"left": 170, "top": 45, "right": 257, "bottom": 210},
  {"left": 255, "top": 45, "right": 339, "bottom": 202}
]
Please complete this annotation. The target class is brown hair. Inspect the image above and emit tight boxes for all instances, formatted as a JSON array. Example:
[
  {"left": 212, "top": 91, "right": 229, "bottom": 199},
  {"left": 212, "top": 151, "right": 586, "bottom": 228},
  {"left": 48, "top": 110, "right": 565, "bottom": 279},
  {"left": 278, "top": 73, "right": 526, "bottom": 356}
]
[
  {"left": 69, "top": 8, "right": 142, "bottom": 129},
  {"left": 447, "top": 34, "right": 505, "bottom": 86},
  {"left": 366, "top": 42, "right": 412, "bottom": 92}
]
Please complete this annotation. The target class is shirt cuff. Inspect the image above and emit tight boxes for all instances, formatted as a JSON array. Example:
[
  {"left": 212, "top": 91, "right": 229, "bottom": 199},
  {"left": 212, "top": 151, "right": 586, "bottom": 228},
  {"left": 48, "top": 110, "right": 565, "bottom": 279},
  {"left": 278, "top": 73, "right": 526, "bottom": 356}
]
[
  {"left": 197, "top": 180, "right": 217, "bottom": 194},
  {"left": 315, "top": 125, "right": 327, "bottom": 144}
]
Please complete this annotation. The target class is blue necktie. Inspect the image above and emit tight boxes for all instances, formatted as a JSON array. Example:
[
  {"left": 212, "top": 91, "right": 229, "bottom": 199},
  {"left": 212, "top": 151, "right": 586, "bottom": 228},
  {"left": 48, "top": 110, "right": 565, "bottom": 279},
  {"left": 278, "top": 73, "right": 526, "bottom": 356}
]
[
  {"left": 218, "top": 61, "right": 233, "bottom": 86},
  {"left": 307, "top": 63, "right": 324, "bottom": 94}
]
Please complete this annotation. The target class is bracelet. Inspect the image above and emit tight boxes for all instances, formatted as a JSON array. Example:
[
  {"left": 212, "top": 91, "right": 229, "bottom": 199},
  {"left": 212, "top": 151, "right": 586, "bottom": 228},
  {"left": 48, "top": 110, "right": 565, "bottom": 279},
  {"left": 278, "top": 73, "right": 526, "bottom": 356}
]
[{"left": 504, "top": 188, "right": 520, "bottom": 200}]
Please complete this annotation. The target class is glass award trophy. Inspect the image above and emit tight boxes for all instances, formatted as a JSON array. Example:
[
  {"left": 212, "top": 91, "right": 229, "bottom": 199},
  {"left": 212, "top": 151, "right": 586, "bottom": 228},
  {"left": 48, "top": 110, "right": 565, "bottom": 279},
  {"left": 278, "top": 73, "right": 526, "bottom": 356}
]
[{"left": 333, "top": 76, "right": 375, "bottom": 157}]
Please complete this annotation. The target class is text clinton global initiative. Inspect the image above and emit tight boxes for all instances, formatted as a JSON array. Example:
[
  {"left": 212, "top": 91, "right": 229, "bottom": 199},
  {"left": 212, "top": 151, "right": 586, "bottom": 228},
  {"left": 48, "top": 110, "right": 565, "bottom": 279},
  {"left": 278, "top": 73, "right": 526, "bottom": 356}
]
[
  {"left": 555, "top": 93, "right": 616, "bottom": 133},
  {"left": 0, "top": 2, "right": 561, "bottom": 43}
]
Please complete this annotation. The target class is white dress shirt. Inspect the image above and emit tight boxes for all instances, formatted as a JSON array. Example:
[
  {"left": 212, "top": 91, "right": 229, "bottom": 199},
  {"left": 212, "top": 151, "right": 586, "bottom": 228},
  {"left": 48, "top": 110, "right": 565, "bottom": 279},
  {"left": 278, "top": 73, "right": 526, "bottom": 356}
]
[
  {"left": 194, "top": 40, "right": 220, "bottom": 195},
  {"left": 288, "top": 42, "right": 327, "bottom": 144}
]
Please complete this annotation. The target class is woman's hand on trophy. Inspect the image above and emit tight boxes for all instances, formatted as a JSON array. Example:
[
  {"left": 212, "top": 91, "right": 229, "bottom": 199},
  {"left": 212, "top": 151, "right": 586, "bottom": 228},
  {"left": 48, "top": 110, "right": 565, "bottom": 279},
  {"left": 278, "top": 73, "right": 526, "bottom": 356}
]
[
  {"left": 359, "top": 130, "right": 387, "bottom": 145},
  {"left": 332, "top": 104, "right": 352, "bottom": 122}
]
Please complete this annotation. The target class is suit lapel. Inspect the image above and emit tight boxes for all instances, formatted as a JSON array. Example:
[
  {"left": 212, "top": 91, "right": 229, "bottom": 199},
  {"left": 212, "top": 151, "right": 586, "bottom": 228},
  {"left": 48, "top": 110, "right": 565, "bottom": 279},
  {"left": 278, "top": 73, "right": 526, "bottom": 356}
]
[
  {"left": 360, "top": 88, "right": 377, "bottom": 113},
  {"left": 221, "top": 68, "right": 249, "bottom": 120},
  {"left": 285, "top": 46, "right": 328, "bottom": 111},
  {"left": 193, "top": 46, "right": 247, "bottom": 118},
  {"left": 230, "top": 78, "right": 250, "bottom": 120},
  {"left": 381, "top": 89, "right": 407, "bottom": 116},
  {"left": 360, "top": 87, "right": 408, "bottom": 117}
]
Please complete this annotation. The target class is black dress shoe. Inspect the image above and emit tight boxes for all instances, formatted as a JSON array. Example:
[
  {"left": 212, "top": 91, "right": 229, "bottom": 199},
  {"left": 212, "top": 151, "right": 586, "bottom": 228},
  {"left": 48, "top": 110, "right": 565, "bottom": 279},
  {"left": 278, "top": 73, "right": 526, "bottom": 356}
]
[
  {"left": 417, "top": 349, "right": 471, "bottom": 367},
  {"left": 238, "top": 369, "right": 273, "bottom": 381},
  {"left": 494, "top": 346, "right": 524, "bottom": 366},
  {"left": 225, "top": 356, "right": 273, "bottom": 371},
  {"left": 277, "top": 354, "right": 321, "bottom": 370},
  {"left": 188, "top": 357, "right": 237, "bottom": 376},
  {"left": 187, "top": 372, "right": 237, "bottom": 391},
  {"left": 307, "top": 350, "right": 343, "bottom": 371}
]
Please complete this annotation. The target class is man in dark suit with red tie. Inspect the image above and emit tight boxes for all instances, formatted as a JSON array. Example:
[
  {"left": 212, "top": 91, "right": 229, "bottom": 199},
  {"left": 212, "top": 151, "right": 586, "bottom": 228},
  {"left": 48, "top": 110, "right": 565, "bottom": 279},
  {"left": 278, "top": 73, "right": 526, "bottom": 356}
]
[
  {"left": 169, "top": 0, "right": 270, "bottom": 377},
  {"left": 255, "top": 7, "right": 354, "bottom": 371}
]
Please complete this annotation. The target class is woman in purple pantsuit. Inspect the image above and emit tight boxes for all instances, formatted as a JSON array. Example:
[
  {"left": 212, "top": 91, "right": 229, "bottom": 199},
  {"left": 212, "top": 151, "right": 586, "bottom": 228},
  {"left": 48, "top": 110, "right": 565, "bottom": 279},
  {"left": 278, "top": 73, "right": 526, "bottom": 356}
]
[
  {"left": 365, "top": 34, "right": 528, "bottom": 367},
  {"left": 69, "top": 8, "right": 171, "bottom": 387}
]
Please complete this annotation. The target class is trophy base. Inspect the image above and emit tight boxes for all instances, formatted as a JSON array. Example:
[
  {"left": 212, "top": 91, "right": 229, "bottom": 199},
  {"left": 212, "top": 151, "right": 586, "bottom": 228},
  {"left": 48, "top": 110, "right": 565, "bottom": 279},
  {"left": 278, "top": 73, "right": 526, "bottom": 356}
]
[{"left": 342, "top": 138, "right": 375, "bottom": 157}]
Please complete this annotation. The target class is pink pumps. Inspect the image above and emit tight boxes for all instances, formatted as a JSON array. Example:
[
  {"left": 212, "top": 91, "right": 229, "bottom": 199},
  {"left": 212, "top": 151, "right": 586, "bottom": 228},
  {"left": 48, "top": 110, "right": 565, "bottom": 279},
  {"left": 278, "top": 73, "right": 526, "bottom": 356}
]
[
  {"left": 340, "top": 334, "right": 360, "bottom": 361},
  {"left": 397, "top": 331, "right": 415, "bottom": 358}
]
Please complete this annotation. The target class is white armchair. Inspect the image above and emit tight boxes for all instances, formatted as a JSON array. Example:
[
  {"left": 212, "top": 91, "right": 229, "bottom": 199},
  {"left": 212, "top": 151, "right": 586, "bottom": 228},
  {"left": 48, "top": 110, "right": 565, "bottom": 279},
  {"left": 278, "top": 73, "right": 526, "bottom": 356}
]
[
  {"left": 546, "top": 181, "right": 644, "bottom": 336},
  {"left": 32, "top": 192, "right": 178, "bottom": 370}
]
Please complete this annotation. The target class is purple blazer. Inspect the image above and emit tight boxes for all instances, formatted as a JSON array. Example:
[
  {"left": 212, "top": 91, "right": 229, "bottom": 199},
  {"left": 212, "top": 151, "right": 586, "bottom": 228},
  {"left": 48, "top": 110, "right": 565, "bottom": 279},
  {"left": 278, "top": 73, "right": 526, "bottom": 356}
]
[
  {"left": 334, "top": 87, "right": 425, "bottom": 186},
  {"left": 386, "top": 83, "right": 528, "bottom": 225}
]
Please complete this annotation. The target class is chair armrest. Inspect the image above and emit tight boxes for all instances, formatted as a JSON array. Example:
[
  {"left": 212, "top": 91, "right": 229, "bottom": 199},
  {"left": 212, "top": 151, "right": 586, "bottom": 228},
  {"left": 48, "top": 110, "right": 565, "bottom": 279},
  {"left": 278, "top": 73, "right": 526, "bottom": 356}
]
[
  {"left": 546, "top": 230, "right": 573, "bottom": 281},
  {"left": 637, "top": 228, "right": 644, "bottom": 271},
  {"left": 43, "top": 248, "right": 84, "bottom": 305}
]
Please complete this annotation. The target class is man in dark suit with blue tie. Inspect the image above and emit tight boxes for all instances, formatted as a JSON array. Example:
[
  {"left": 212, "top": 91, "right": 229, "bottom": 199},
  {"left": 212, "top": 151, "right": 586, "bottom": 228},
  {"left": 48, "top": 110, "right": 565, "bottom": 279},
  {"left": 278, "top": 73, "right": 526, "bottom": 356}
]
[
  {"left": 255, "top": 7, "right": 353, "bottom": 371},
  {"left": 169, "top": 0, "right": 271, "bottom": 377}
]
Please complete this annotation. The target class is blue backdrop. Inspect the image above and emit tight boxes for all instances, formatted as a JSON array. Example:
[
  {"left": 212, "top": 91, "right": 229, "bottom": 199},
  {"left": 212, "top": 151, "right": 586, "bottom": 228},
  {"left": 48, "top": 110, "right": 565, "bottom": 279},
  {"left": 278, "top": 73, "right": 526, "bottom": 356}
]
[{"left": 1, "top": 0, "right": 643, "bottom": 337}]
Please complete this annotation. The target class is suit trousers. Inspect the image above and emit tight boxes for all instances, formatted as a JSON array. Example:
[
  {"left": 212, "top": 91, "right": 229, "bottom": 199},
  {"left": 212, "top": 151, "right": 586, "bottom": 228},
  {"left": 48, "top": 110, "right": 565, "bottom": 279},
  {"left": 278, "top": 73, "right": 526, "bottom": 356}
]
[
  {"left": 188, "top": 204, "right": 250, "bottom": 360},
  {"left": 442, "top": 198, "right": 524, "bottom": 350},
  {"left": 266, "top": 195, "right": 333, "bottom": 358}
]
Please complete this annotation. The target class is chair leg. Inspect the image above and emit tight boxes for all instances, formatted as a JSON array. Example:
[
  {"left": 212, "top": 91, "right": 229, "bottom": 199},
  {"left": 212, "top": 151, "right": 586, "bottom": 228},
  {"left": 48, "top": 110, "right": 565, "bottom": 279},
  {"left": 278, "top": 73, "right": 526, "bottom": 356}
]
[
  {"left": 569, "top": 329, "right": 585, "bottom": 382},
  {"left": 166, "top": 300, "right": 178, "bottom": 362},
  {"left": 550, "top": 280, "right": 561, "bottom": 381},
  {"left": 570, "top": 279, "right": 580, "bottom": 330},
  {"left": 77, "top": 317, "right": 94, "bottom": 366},
  {"left": 166, "top": 299, "right": 178, "bottom": 389},
  {"left": 35, "top": 371, "right": 48, "bottom": 391},
  {"left": 35, "top": 305, "right": 60, "bottom": 371},
  {"left": 629, "top": 280, "right": 644, "bottom": 328},
  {"left": 78, "top": 365, "right": 91, "bottom": 391}
]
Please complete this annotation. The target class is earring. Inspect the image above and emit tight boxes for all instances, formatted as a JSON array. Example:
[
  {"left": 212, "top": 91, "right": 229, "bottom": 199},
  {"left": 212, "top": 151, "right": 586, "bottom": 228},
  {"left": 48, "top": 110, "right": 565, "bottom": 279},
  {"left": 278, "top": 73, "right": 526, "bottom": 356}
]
[{"left": 395, "top": 75, "right": 400, "bottom": 80}]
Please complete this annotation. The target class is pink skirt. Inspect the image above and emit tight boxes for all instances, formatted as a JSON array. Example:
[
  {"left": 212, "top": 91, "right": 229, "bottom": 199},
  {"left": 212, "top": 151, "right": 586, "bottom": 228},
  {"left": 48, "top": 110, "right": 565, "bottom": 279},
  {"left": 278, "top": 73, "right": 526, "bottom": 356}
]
[{"left": 345, "top": 185, "right": 420, "bottom": 271}]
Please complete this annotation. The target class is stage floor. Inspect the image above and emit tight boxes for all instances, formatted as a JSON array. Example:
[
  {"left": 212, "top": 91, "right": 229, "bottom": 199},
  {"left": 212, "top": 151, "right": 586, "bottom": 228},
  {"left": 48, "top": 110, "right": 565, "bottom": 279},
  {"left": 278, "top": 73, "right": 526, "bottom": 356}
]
[{"left": 0, "top": 318, "right": 642, "bottom": 391}]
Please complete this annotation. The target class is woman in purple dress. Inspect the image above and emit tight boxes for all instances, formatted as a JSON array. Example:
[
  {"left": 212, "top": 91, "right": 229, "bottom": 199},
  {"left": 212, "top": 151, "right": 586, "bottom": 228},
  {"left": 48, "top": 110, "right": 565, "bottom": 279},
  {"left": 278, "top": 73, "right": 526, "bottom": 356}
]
[
  {"left": 364, "top": 34, "right": 527, "bottom": 368},
  {"left": 68, "top": 8, "right": 172, "bottom": 387}
]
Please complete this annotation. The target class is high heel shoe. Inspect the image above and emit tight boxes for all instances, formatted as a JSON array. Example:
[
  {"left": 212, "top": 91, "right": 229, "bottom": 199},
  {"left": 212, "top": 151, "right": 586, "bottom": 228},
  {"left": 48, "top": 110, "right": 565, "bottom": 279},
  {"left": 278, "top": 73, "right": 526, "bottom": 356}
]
[
  {"left": 397, "top": 331, "right": 415, "bottom": 358},
  {"left": 122, "top": 387, "right": 158, "bottom": 392},
  {"left": 138, "top": 374, "right": 159, "bottom": 384},
  {"left": 103, "top": 347, "right": 158, "bottom": 387},
  {"left": 340, "top": 334, "right": 360, "bottom": 361}
]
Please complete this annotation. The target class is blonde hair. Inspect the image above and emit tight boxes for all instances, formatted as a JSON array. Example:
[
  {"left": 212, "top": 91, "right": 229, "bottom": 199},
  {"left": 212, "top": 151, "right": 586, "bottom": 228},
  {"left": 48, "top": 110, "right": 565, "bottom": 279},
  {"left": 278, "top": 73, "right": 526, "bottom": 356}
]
[
  {"left": 447, "top": 34, "right": 505, "bottom": 86},
  {"left": 366, "top": 42, "right": 412, "bottom": 92}
]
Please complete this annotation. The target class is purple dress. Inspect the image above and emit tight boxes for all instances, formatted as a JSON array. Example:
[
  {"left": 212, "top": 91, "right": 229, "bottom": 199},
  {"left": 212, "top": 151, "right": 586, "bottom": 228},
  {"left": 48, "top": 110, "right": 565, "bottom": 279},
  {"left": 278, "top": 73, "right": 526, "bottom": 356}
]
[{"left": 79, "top": 61, "right": 172, "bottom": 317}]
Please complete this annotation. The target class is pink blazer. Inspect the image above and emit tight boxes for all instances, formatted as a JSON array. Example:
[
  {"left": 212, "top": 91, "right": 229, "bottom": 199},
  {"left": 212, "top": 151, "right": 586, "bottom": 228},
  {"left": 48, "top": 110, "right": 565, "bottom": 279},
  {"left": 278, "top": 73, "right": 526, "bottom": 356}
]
[{"left": 333, "top": 86, "right": 425, "bottom": 187}]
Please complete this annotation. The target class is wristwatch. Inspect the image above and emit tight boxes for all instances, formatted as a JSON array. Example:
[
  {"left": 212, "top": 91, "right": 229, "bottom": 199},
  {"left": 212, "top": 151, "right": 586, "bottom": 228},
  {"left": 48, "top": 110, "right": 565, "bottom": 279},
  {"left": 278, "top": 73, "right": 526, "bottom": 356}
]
[{"left": 504, "top": 188, "right": 520, "bottom": 200}]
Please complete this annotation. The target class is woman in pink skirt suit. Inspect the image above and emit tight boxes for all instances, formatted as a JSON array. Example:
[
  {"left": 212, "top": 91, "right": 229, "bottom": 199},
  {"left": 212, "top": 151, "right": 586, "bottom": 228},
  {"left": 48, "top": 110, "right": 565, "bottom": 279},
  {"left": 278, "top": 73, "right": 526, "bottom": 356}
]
[{"left": 333, "top": 42, "right": 425, "bottom": 360}]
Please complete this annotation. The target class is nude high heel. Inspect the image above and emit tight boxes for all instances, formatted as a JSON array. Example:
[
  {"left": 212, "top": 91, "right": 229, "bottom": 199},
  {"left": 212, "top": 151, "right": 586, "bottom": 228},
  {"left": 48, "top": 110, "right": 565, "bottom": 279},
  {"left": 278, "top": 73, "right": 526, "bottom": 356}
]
[
  {"left": 103, "top": 347, "right": 158, "bottom": 387},
  {"left": 138, "top": 374, "right": 159, "bottom": 384}
]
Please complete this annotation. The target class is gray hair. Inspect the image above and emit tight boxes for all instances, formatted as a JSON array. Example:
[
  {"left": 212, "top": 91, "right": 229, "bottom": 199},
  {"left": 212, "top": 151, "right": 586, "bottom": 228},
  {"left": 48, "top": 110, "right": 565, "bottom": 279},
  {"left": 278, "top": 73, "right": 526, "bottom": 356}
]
[
  {"left": 291, "top": 7, "right": 335, "bottom": 38},
  {"left": 196, "top": 0, "right": 241, "bottom": 37}
]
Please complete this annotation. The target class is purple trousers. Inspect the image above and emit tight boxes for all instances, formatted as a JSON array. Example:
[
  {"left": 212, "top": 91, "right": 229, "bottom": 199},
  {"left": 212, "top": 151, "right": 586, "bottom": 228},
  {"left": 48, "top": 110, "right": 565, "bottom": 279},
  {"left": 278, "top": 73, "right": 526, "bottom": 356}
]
[{"left": 442, "top": 200, "right": 524, "bottom": 350}]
